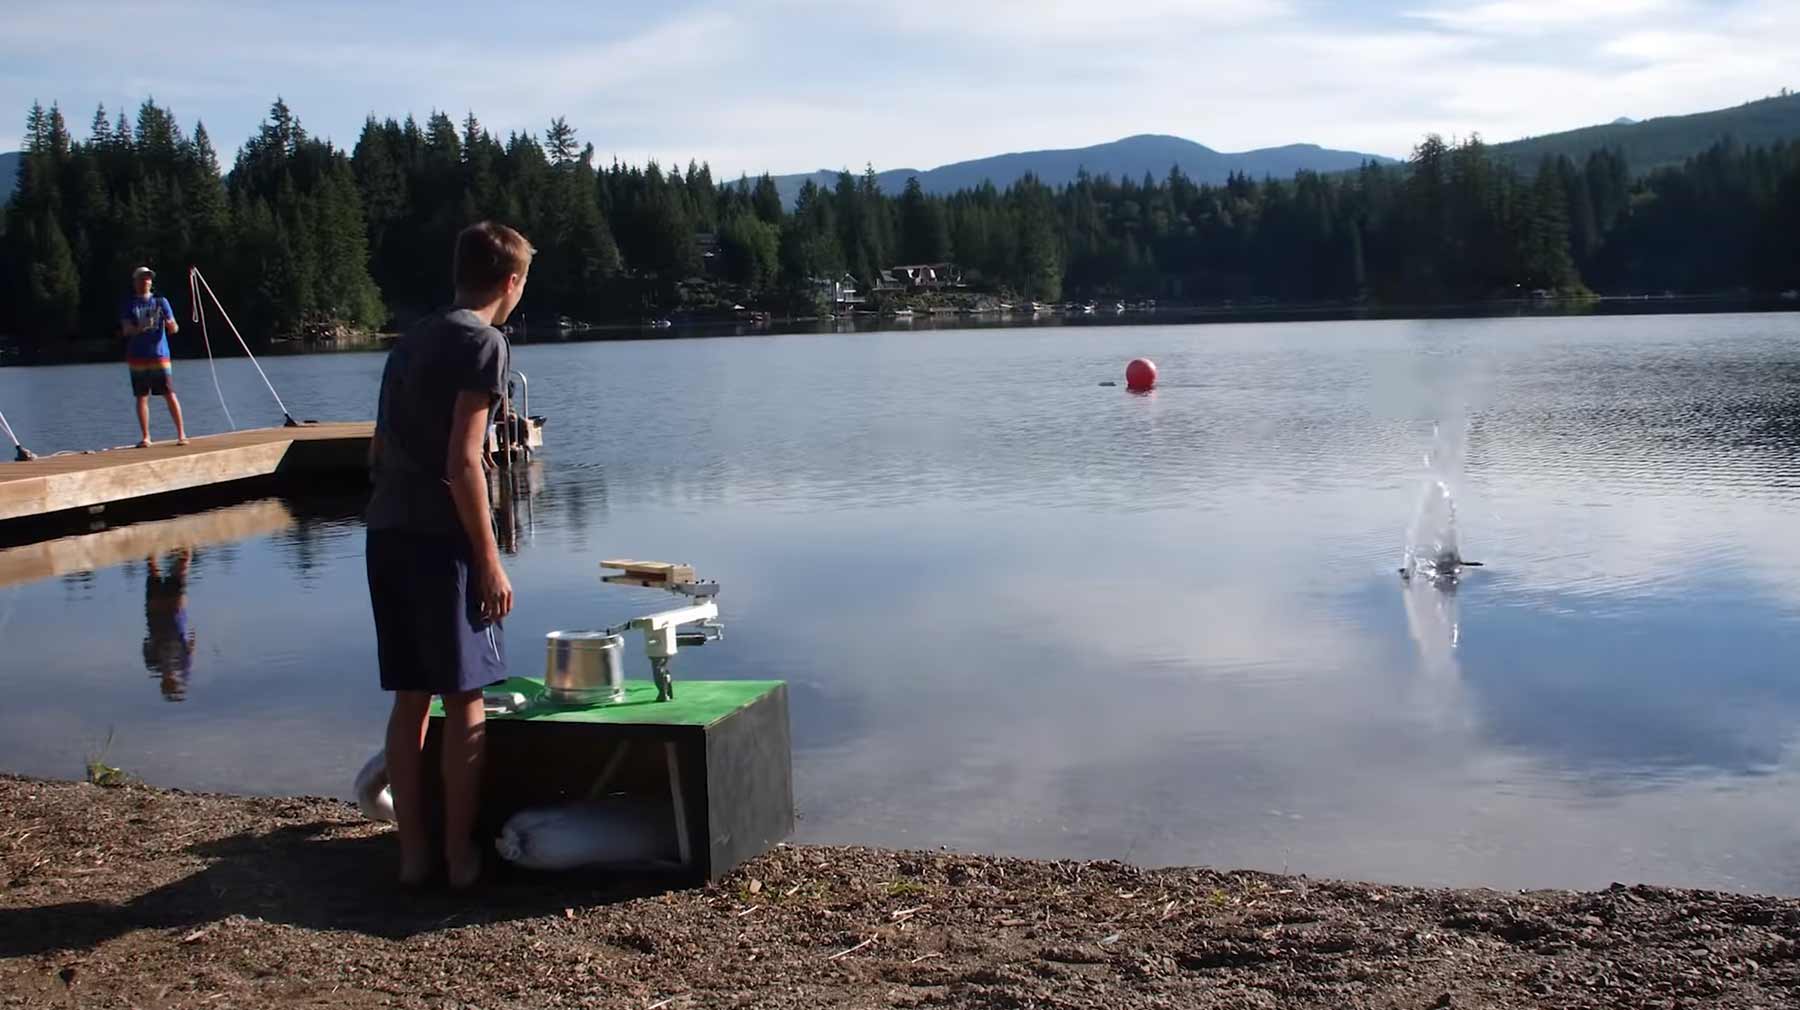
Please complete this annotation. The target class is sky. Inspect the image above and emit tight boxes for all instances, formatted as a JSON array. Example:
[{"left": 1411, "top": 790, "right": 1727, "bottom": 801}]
[{"left": 1, "top": 0, "right": 1796, "bottom": 177}]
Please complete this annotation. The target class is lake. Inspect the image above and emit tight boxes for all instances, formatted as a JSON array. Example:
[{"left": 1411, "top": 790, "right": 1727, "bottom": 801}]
[{"left": 3, "top": 312, "right": 1799, "bottom": 894}]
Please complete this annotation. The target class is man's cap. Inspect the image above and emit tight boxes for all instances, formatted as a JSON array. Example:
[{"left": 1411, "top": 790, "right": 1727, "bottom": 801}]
[{"left": 132, "top": 266, "right": 155, "bottom": 280}]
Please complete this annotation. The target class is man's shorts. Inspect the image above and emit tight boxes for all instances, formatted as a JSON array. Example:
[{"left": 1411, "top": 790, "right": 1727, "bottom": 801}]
[
  {"left": 129, "top": 363, "right": 173, "bottom": 397},
  {"left": 366, "top": 529, "right": 507, "bottom": 695}
]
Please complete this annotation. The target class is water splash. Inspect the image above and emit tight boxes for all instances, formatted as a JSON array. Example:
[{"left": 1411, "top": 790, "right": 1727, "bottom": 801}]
[
  {"left": 1402, "top": 421, "right": 1470, "bottom": 584},
  {"left": 1399, "top": 421, "right": 1471, "bottom": 667},
  {"left": 1402, "top": 568, "right": 1461, "bottom": 667}
]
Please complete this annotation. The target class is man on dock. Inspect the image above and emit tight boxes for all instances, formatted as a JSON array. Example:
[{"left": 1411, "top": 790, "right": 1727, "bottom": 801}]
[{"left": 121, "top": 267, "right": 189, "bottom": 448}]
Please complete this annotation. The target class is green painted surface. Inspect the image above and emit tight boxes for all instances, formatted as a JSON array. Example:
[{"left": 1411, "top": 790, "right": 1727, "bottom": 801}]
[{"left": 430, "top": 677, "right": 783, "bottom": 728}]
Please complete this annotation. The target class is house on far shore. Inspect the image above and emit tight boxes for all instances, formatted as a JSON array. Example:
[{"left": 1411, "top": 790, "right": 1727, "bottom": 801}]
[
  {"left": 876, "top": 263, "right": 964, "bottom": 292},
  {"left": 812, "top": 273, "right": 865, "bottom": 310}
]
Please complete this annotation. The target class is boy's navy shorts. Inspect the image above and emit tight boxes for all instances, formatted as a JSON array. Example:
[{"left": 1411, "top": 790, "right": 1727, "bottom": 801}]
[{"left": 366, "top": 529, "right": 507, "bottom": 694}]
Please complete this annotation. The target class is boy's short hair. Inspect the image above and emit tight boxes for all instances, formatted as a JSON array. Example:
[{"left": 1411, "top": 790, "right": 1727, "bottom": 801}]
[{"left": 453, "top": 221, "right": 534, "bottom": 297}]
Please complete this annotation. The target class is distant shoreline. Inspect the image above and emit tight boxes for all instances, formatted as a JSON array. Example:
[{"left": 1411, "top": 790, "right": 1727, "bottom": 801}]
[{"left": 2, "top": 295, "right": 1795, "bottom": 367}]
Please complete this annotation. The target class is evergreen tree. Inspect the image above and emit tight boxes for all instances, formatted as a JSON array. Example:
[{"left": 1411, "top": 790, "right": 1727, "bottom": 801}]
[
  {"left": 1014, "top": 175, "right": 1063, "bottom": 302},
  {"left": 720, "top": 211, "right": 781, "bottom": 291},
  {"left": 898, "top": 177, "right": 952, "bottom": 264},
  {"left": 544, "top": 117, "right": 578, "bottom": 166},
  {"left": 89, "top": 104, "right": 111, "bottom": 148},
  {"left": 23, "top": 211, "right": 81, "bottom": 336},
  {"left": 1520, "top": 159, "right": 1579, "bottom": 291},
  {"left": 752, "top": 174, "right": 784, "bottom": 225}
]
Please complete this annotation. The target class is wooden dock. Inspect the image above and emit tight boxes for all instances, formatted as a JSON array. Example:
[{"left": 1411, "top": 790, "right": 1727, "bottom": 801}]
[{"left": 0, "top": 422, "right": 372, "bottom": 524}]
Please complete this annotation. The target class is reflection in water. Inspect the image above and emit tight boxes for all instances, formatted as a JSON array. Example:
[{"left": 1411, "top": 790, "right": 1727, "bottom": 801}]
[
  {"left": 0, "top": 499, "right": 296, "bottom": 589},
  {"left": 1459, "top": 596, "right": 1800, "bottom": 784},
  {"left": 1402, "top": 576, "right": 1461, "bottom": 674},
  {"left": 142, "top": 549, "right": 195, "bottom": 701},
  {"left": 491, "top": 462, "right": 544, "bottom": 556}
]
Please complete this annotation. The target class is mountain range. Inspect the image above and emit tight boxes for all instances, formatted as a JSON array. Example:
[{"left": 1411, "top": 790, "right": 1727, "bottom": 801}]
[
  {"left": 5, "top": 93, "right": 1800, "bottom": 209},
  {"left": 1486, "top": 92, "right": 1800, "bottom": 174},
  {"left": 768, "top": 135, "right": 1395, "bottom": 206},
  {"left": 769, "top": 93, "right": 1800, "bottom": 204}
]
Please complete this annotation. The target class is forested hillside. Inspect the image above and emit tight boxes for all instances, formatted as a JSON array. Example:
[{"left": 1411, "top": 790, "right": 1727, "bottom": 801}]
[{"left": 2, "top": 98, "right": 1797, "bottom": 348}]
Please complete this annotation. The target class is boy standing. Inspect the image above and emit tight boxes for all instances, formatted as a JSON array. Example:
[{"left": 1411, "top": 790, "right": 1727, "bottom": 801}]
[
  {"left": 366, "top": 221, "right": 531, "bottom": 888},
  {"left": 121, "top": 266, "right": 188, "bottom": 447}
]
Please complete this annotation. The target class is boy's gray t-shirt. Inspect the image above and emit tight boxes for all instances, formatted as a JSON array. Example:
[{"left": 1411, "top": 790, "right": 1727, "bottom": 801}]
[{"left": 366, "top": 308, "right": 508, "bottom": 534}]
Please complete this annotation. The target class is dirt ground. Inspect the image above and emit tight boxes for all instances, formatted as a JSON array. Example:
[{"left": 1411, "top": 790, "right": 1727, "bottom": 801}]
[{"left": 2, "top": 775, "right": 1797, "bottom": 1009}]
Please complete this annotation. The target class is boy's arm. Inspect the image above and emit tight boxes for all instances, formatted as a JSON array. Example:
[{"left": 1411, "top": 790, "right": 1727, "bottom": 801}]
[
  {"left": 369, "top": 368, "right": 387, "bottom": 470},
  {"left": 448, "top": 330, "right": 511, "bottom": 620},
  {"left": 447, "top": 390, "right": 510, "bottom": 620},
  {"left": 161, "top": 297, "right": 179, "bottom": 336}
]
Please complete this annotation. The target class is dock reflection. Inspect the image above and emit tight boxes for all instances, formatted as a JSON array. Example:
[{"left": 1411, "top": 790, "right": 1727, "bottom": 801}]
[
  {"left": 491, "top": 461, "right": 544, "bottom": 556},
  {"left": 0, "top": 500, "right": 303, "bottom": 702},
  {"left": 0, "top": 499, "right": 298, "bottom": 589}
]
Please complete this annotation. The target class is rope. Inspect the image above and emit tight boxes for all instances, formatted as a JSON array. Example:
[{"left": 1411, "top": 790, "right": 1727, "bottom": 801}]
[
  {"left": 188, "top": 268, "right": 237, "bottom": 431},
  {"left": 1, "top": 402, "right": 150, "bottom": 460},
  {"left": 0, "top": 406, "right": 33, "bottom": 460},
  {"left": 188, "top": 267, "right": 298, "bottom": 427}
]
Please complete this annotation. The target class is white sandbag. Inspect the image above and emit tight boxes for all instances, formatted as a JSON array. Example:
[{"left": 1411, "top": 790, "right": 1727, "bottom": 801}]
[
  {"left": 495, "top": 798, "right": 677, "bottom": 871},
  {"left": 353, "top": 749, "right": 396, "bottom": 824}
]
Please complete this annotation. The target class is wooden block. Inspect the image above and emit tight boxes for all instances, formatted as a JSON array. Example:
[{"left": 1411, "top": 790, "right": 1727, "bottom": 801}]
[{"left": 600, "top": 560, "right": 697, "bottom": 585}]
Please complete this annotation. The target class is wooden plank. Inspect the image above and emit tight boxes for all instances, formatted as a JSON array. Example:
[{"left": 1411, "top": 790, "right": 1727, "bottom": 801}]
[{"left": 0, "top": 423, "right": 372, "bottom": 523}]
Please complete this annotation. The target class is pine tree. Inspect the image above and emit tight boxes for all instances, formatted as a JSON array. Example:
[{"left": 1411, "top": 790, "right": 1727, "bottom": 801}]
[
  {"left": 752, "top": 174, "right": 784, "bottom": 225},
  {"left": 45, "top": 103, "right": 71, "bottom": 158},
  {"left": 136, "top": 99, "right": 181, "bottom": 163},
  {"left": 24, "top": 210, "right": 81, "bottom": 336},
  {"left": 720, "top": 211, "right": 780, "bottom": 291},
  {"left": 185, "top": 122, "right": 231, "bottom": 252},
  {"left": 1521, "top": 159, "right": 1578, "bottom": 291},
  {"left": 898, "top": 177, "right": 951, "bottom": 264},
  {"left": 1014, "top": 176, "right": 1063, "bottom": 302},
  {"left": 23, "top": 101, "right": 47, "bottom": 152},
  {"left": 89, "top": 104, "right": 111, "bottom": 147},
  {"left": 544, "top": 117, "right": 578, "bottom": 167}
]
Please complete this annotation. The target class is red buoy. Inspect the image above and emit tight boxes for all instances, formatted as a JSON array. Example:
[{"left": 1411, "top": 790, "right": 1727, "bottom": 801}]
[{"left": 1125, "top": 358, "right": 1158, "bottom": 391}]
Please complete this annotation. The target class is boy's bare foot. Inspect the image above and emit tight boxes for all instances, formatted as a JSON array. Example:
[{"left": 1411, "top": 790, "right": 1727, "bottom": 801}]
[
  {"left": 136, "top": 439, "right": 152, "bottom": 449},
  {"left": 398, "top": 847, "right": 433, "bottom": 887},
  {"left": 446, "top": 841, "right": 483, "bottom": 890},
  {"left": 399, "top": 862, "right": 432, "bottom": 888},
  {"left": 176, "top": 437, "right": 190, "bottom": 446}
]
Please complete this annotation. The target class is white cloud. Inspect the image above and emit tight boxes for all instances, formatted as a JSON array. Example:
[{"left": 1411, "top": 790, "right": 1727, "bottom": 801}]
[
  {"left": 1406, "top": 0, "right": 1678, "bottom": 35},
  {"left": 824, "top": 0, "right": 1295, "bottom": 42},
  {"left": 0, "top": 1, "right": 1795, "bottom": 175}
]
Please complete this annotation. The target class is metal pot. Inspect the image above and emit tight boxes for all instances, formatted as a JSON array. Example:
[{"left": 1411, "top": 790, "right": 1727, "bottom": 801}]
[{"left": 544, "top": 631, "right": 625, "bottom": 705}]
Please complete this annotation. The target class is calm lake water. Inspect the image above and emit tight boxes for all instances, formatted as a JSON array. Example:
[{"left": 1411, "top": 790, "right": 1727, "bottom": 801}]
[{"left": 4, "top": 313, "right": 1800, "bottom": 894}]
